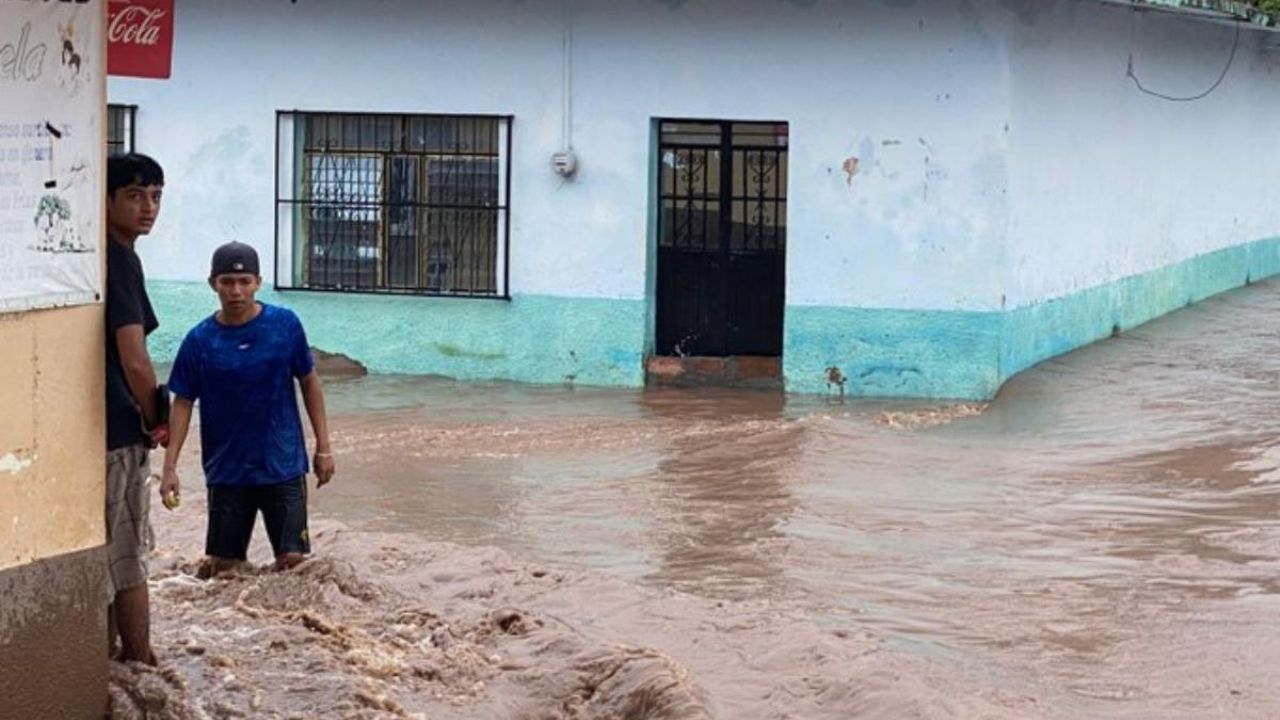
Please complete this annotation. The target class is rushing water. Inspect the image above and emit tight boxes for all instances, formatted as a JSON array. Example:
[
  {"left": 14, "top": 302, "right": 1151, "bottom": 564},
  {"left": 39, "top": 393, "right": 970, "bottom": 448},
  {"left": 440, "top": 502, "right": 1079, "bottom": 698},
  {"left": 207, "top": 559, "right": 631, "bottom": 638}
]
[{"left": 116, "top": 281, "right": 1280, "bottom": 719}]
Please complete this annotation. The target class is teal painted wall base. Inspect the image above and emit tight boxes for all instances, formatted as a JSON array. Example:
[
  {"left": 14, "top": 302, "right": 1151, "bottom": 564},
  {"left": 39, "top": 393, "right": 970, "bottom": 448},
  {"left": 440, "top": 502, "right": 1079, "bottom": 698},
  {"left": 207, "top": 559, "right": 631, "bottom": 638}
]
[
  {"left": 148, "top": 237, "right": 1280, "bottom": 399},
  {"left": 998, "top": 238, "right": 1280, "bottom": 383},
  {"left": 784, "top": 307, "right": 1002, "bottom": 399},
  {"left": 146, "top": 283, "right": 648, "bottom": 388},
  {"left": 785, "top": 236, "right": 1280, "bottom": 399}
]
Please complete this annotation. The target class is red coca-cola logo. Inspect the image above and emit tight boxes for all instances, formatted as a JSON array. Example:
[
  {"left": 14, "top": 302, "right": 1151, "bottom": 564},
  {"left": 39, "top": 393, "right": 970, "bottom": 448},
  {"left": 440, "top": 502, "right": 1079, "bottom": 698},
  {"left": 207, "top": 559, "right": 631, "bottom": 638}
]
[
  {"left": 107, "top": 0, "right": 174, "bottom": 79},
  {"left": 108, "top": 6, "right": 165, "bottom": 46}
]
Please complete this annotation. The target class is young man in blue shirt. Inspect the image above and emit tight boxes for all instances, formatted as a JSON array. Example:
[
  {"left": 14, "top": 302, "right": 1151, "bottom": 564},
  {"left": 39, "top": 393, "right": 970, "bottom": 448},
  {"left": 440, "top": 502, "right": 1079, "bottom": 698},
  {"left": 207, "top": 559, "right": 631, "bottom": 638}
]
[{"left": 160, "top": 242, "right": 335, "bottom": 576}]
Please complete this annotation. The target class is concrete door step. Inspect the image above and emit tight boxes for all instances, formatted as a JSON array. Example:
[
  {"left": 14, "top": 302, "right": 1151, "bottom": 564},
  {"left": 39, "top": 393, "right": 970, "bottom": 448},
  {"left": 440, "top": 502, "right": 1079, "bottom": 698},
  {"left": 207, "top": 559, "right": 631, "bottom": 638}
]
[{"left": 645, "top": 355, "right": 782, "bottom": 389}]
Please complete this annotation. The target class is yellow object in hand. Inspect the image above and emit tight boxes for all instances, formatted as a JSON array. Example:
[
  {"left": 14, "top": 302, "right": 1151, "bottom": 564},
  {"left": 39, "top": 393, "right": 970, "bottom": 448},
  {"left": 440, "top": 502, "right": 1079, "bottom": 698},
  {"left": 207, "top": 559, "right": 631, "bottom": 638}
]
[{"left": 163, "top": 492, "right": 181, "bottom": 510}]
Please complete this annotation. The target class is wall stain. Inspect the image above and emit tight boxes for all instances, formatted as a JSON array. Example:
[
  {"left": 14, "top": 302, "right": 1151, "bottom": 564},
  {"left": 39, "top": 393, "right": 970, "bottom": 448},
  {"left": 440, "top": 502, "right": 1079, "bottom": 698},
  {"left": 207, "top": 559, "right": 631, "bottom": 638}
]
[
  {"left": 859, "top": 365, "right": 925, "bottom": 389},
  {"left": 841, "top": 156, "right": 860, "bottom": 187},
  {"left": 433, "top": 343, "right": 506, "bottom": 361},
  {"left": 0, "top": 450, "right": 35, "bottom": 476},
  {"left": 997, "top": 0, "right": 1049, "bottom": 26}
]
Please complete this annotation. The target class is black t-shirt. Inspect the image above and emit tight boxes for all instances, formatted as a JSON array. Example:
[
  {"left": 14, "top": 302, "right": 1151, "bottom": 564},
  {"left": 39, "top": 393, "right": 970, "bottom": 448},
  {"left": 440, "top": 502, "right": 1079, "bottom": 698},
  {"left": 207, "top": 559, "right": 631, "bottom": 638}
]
[{"left": 105, "top": 238, "right": 158, "bottom": 450}]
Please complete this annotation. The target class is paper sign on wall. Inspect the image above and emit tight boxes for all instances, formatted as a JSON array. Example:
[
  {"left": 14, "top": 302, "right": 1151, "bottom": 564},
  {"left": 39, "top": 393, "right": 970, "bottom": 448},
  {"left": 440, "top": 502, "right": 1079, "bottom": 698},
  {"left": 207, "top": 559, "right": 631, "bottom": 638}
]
[{"left": 0, "top": 0, "right": 104, "bottom": 313}]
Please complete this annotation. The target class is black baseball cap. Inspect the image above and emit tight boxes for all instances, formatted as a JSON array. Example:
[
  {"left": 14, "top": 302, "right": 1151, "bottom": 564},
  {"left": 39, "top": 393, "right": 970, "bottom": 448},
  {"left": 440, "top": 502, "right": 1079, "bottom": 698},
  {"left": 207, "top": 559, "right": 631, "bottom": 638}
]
[{"left": 210, "top": 241, "right": 260, "bottom": 278}]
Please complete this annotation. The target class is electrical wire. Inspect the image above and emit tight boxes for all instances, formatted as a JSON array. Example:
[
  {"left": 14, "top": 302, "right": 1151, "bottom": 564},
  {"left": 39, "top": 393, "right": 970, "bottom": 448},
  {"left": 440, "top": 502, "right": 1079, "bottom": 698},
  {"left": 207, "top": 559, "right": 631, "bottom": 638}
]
[
  {"left": 1126, "top": 20, "right": 1241, "bottom": 102},
  {"left": 561, "top": 0, "right": 574, "bottom": 152}
]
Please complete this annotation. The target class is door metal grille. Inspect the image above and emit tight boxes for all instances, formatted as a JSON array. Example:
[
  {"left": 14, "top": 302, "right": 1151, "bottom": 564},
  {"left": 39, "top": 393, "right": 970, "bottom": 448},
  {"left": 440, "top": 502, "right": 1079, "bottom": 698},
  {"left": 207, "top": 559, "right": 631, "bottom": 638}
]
[{"left": 656, "top": 120, "right": 788, "bottom": 357}]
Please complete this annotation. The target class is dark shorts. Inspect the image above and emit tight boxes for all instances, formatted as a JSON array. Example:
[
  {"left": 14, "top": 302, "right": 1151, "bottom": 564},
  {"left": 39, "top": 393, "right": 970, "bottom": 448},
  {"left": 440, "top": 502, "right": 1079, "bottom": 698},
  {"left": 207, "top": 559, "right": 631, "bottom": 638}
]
[{"left": 206, "top": 477, "right": 310, "bottom": 561}]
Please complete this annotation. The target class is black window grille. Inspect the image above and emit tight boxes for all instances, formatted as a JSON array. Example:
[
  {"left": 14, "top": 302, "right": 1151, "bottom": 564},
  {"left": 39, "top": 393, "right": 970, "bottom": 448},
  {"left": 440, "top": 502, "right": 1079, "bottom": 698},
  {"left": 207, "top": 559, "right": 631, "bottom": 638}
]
[
  {"left": 275, "top": 111, "right": 511, "bottom": 297},
  {"left": 107, "top": 104, "right": 137, "bottom": 155}
]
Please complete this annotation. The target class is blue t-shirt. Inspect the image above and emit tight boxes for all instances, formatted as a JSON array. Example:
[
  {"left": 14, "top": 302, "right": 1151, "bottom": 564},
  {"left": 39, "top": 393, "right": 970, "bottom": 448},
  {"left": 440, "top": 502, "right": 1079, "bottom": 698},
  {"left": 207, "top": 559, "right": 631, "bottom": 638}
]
[{"left": 168, "top": 303, "right": 315, "bottom": 487}]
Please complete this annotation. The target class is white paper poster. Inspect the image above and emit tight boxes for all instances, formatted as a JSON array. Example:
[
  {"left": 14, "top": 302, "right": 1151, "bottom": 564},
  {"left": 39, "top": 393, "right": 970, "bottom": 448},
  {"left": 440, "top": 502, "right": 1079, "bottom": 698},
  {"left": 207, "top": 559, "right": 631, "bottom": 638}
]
[{"left": 0, "top": 0, "right": 104, "bottom": 313}]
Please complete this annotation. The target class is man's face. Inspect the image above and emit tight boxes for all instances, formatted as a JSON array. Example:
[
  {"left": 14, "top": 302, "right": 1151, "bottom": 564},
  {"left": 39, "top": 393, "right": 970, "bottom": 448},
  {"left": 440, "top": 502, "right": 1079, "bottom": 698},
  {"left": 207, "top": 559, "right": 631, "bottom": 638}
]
[
  {"left": 107, "top": 182, "right": 163, "bottom": 238},
  {"left": 209, "top": 273, "right": 262, "bottom": 313}
]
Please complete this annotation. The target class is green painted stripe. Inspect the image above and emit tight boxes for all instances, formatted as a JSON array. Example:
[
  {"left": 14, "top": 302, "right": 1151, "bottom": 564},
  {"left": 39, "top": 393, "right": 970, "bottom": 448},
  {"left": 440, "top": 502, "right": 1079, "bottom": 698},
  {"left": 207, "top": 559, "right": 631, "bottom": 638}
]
[
  {"left": 785, "top": 236, "right": 1280, "bottom": 399},
  {"left": 146, "top": 283, "right": 648, "bottom": 388},
  {"left": 999, "top": 237, "right": 1280, "bottom": 383},
  {"left": 148, "top": 236, "right": 1280, "bottom": 399},
  {"left": 784, "top": 306, "right": 1002, "bottom": 399}
]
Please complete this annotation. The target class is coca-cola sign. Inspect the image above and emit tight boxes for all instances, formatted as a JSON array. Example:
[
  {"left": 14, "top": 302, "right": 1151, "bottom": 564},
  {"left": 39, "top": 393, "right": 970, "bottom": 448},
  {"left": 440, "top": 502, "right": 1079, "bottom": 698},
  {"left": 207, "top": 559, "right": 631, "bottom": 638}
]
[{"left": 107, "top": 0, "right": 174, "bottom": 79}]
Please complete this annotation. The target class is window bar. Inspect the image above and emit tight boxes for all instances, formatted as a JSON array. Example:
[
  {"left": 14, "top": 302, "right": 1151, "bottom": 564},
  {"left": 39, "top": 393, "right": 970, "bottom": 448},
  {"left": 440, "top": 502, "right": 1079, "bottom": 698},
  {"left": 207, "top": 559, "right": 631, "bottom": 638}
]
[
  {"left": 465, "top": 118, "right": 475, "bottom": 292},
  {"left": 672, "top": 146, "right": 681, "bottom": 248},
  {"left": 469, "top": 118, "right": 479, "bottom": 294},
  {"left": 352, "top": 114, "right": 362, "bottom": 290},
  {"left": 458, "top": 119, "right": 468, "bottom": 293},
  {"left": 465, "top": 119, "right": 476, "bottom": 293},
  {"left": 681, "top": 148, "right": 692, "bottom": 251},
  {"left": 422, "top": 159, "right": 433, "bottom": 291},
  {"left": 774, "top": 148, "right": 782, "bottom": 251},
  {"left": 502, "top": 116, "right": 512, "bottom": 298},
  {"left": 376, "top": 117, "right": 387, "bottom": 289},
  {"left": 756, "top": 150, "right": 766, "bottom": 252},
  {"left": 312, "top": 130, "right": 322, "bottom": 288},
  {"left": 334, "top": 116, "right": 344, "bottom": 289},
  {"left": 695, "top": 148, "right": 705, "bottom": 252},
  {"left": 327, "top": 123, "right": 338, "bottom": 289},
  {"left": 334, "top": 118, "right": 344, "bottom": 288},
  {"left": 444, "top": 122, "right": 452, "bottom": 292},
  {"left": 274, "top": 112, "right": 281, "bottom": 289},
  {"left": 719, "top": 121, "right": 733, "bottom": 353},
  {"left": 318, "top": 117, "right": 331, "bottom": 288}
]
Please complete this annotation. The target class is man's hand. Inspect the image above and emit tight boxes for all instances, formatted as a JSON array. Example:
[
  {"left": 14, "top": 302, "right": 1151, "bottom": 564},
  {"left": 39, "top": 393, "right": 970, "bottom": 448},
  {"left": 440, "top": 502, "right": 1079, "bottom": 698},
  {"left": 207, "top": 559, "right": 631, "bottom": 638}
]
[
  {"left": 149, "top": 423, "right": 170, "bottom": 449},
  {"left": 313, "top": 451, "right": 335, "bottom": 488},
  {"left": 159, "top": 467, "right": 181, "bottom": 510}
]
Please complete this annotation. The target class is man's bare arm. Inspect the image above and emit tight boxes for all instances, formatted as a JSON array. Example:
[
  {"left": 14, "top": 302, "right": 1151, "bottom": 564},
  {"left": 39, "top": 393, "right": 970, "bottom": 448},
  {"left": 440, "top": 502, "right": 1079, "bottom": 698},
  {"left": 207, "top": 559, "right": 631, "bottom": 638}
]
[
  {"left": 299, "top": 371, "right": 334, "bottom": 486},
  {"left": 159, "top": 396, "right": 193, "bottom": 505},
  {"left": 116, "top": 324, "right": 157, "bottom": 426}
]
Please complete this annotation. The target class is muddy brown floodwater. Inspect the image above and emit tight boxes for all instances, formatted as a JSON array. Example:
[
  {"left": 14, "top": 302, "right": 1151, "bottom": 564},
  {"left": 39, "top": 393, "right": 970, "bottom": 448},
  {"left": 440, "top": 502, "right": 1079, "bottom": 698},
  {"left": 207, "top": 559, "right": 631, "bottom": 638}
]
[{"left": 111, "top": 281, "right": 1280, "bottom": 719}]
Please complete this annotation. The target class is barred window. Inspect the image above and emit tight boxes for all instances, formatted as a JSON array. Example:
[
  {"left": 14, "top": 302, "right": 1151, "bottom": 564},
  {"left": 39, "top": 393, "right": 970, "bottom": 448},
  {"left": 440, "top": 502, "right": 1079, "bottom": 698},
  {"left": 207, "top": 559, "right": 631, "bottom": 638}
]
[
  {"left": 107, "top": 104, "right": 137, "bottom": 155},
  {"left": 276, "top": 112, "right": 510, "bottom": 297}
]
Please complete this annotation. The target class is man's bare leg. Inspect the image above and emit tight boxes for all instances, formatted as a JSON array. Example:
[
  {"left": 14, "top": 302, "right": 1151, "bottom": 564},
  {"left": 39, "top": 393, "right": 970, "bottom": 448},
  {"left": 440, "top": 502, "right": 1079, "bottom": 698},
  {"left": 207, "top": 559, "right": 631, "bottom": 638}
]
[
  {"left": 197, "top": 556, "right": 242, "bottom": 580},
  {"left": 113, "top": 585, "right": 156, "bottom": 665},
  {"left": 107, "top": 602, "right": 120, "bottom": 660},
  {"left": 275, "top": 552, "right": 306, "bottom": 571}
]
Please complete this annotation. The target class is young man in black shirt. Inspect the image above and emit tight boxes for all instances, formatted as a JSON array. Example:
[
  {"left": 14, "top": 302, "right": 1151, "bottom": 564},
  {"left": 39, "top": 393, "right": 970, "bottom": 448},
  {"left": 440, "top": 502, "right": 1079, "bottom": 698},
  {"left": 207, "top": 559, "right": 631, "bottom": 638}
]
[{"left": 104, "top": 153, "right": 166, "bottom": 665}]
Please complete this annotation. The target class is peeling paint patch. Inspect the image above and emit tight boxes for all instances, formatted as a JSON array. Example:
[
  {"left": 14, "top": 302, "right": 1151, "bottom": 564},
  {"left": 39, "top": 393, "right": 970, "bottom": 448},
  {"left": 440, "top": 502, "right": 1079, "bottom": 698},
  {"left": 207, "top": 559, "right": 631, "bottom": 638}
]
[
  {"left": 433, "top": 343, "right": 506, "bottom": 361},
  {"left": 841, "top": 156, "right": 860, "bottom": 187},
  {"left": 311, "top": 347, "right": 368, "bottom": 377},
  {"left": 0, "top": 451, "right": 35, "bottom": 476}
]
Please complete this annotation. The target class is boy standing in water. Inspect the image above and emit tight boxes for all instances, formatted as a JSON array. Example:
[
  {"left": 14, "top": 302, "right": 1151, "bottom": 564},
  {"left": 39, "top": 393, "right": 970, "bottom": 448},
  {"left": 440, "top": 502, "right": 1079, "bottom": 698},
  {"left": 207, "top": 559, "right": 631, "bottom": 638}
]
[{"left": 160, "top": 242, "right": 336, "bottom": 576}]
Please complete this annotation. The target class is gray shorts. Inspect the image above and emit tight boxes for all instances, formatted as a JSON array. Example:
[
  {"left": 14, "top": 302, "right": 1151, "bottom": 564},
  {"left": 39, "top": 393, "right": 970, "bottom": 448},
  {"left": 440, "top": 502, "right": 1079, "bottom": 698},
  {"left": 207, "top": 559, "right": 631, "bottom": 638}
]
[{"left": 106, "top": 445, "right": 153, "bottom": 598}]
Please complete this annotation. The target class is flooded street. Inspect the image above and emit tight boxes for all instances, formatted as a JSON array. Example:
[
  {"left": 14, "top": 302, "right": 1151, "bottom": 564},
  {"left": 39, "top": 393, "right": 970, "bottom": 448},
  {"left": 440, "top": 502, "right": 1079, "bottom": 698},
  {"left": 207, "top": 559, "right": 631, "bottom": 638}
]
[{"left": 116, "top": 280, "right": 1280, "bottom": 719}]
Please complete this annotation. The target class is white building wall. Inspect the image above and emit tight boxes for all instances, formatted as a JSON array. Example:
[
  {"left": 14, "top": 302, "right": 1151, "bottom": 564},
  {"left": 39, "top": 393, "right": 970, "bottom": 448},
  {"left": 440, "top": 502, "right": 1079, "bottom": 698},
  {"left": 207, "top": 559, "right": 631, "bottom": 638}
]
[
  {"left": 111, "top": 0, "right": 1280, "bottom": 398},
  {"left": 110, "top": 0, "right": 1014, "bottom": 310},
  {"left": 1005, "top": 0, "right": 1280, "bottom": 307}
]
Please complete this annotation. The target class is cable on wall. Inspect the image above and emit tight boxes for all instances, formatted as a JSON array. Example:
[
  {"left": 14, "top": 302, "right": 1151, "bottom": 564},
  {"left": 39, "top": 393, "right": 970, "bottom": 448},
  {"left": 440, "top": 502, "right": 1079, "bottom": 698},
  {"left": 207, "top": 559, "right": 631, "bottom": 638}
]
[{"left": 1126, "top": 18, "right": 1241, "bottom": 103}]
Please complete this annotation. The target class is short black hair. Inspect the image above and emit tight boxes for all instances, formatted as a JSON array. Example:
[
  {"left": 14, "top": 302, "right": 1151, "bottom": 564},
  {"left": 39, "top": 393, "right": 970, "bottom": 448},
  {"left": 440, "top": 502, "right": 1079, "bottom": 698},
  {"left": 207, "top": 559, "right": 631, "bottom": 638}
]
[{"left": 107, "top": 153, "right": 164, "bottom": 196}]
